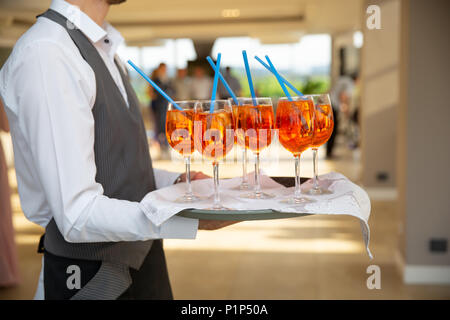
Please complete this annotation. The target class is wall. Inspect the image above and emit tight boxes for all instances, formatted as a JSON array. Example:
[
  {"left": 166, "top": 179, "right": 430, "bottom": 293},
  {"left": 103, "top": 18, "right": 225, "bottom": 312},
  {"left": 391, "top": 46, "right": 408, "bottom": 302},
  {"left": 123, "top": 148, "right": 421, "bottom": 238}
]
[
  {"left": 398, "top": 0, "right": 450, "bottom": 283},
  {"left": 360, "top": 0, "right": 400, "bottom": 188}
]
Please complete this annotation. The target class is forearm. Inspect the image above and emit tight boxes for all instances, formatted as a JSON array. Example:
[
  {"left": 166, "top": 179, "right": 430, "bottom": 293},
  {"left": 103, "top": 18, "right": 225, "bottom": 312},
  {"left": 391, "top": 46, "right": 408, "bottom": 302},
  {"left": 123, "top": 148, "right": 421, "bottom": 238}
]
[{"left": 62, "top": 193, "right": 198, "bottom": 243}]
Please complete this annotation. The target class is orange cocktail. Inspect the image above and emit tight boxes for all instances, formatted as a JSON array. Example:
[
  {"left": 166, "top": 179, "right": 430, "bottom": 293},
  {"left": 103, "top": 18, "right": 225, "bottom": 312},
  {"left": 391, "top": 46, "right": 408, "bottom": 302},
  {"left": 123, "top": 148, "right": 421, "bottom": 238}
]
[
  {"left": 166, "top": 109, "right": 195, "bottom": 156},
  {"left": 311, "top": 103, "right": 334, "bottom": 148},
  {"left": 276, "top": 98, "right": 315, "bottom": 156},
  {"left": 234, "top": 104, "right": 274, "bottom": 153},
  {"left": 304, "top": 94, "right": 334, "bottom": 195},
  {"left": 234, "top": 97, "right": 275, "bottom": 199},
  {"left": 194, "top": 110, "right": 234, "bottom": 161},
  {"left": 194, "top": 100, "right": 234, "bottom": 209},
  {"left": 230, "top": 103, "right": 249, "bottom": 191},
  {"left": 165, "top": 101, "right": 199, "bottom": 202},
  {"left": 276, "top": 96, "right": 315, "bottom": 204}
]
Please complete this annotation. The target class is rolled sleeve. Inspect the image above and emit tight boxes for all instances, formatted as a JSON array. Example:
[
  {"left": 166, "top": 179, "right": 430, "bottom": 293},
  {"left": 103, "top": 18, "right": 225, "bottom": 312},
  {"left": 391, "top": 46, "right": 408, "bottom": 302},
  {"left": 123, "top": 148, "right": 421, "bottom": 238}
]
[
  {"left": 160, "top": 216, "right": 198, "bottom": 239},
  {"left": 153, "top": 168, "right": 182, "bottom": 189}
]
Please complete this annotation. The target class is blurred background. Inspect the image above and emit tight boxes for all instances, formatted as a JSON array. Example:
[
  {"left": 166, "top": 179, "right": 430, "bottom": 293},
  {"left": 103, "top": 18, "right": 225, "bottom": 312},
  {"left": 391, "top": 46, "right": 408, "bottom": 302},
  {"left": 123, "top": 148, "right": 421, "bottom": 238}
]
[{"left": 0, "top": 0, "right": 449, "bottom": 299}]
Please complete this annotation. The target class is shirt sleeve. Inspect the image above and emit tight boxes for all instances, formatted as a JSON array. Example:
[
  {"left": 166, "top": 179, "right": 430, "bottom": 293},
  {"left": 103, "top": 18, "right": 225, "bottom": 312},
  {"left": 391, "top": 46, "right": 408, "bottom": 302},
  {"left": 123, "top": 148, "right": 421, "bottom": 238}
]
[
  {"left": 153, "top": 168, "right": 182, "bottom": 189},
  {"left": 7, "top": 40, "right": 197, "bottom": 243}
]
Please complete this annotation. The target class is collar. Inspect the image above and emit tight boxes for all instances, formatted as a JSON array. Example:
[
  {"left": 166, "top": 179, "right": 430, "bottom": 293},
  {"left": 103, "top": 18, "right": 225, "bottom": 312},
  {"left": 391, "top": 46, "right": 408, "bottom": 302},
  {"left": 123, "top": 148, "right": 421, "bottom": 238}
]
[
  {"left": 102, "top": 21, "right": 125, "bottom": 58},
  {"left": 49, "top": 0, "right": 107, "bottom": 43}
]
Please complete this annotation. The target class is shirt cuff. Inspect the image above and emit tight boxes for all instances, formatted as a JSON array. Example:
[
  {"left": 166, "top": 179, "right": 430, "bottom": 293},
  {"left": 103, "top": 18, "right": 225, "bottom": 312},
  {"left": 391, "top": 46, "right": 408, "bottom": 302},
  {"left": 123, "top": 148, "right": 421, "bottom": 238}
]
[
  {"left": 153, "top": 168, "right": 182, "bottom": 189},
  {"left": 159, "top": 215, "right": 199, "bottom": 239}
]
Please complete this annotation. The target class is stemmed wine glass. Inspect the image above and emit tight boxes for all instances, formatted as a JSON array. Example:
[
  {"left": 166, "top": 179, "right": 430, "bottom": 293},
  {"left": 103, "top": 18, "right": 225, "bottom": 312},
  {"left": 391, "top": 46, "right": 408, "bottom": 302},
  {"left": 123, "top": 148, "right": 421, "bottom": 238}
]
[
  {"left": 302, "top": 94, "right": 334, "bottom": 195},
  {"left": 194, "top": 100, "right": 234, "bottom": 209},
  {"left": 276, "top": 96, "right": 316, "bottom": 204},
  {"left": 166, "top": 100, "right": 200, "bottom": 202},
  {"left": 229, "top": 98, "right": 250, "bottom": 191},
  {"left": 234, "top": 97, "right": 275, "bottom": 199}
]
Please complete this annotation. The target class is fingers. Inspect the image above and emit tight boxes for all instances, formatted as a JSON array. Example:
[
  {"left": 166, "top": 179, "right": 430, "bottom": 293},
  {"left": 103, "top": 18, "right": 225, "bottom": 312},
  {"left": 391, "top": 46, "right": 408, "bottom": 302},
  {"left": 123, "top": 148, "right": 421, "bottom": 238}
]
[
  {"left": 176, "top": 171, "right": 211, "bottom": 184},
  {"left": 191, "top": 171, "right": 211, "bottom": 180}
]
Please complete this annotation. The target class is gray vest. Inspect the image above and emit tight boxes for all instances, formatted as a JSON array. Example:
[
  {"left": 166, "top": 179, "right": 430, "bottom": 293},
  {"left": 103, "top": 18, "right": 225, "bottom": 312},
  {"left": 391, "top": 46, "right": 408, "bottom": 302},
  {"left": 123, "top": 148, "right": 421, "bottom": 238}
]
[{"left": 39, "top": 9, "right": 159, "bottom": 299}]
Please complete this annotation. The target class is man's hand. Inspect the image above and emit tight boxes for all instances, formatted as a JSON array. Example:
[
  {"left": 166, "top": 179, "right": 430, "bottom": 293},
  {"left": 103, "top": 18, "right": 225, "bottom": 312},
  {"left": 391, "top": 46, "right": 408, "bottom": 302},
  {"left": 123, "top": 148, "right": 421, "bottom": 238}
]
[
  {"left": 178, "top": 171, "right": 210, "bottom": 183},
  {"left": 191, "top": 171, "right": 210, "bottom": 181},
  {"left": 198, "top": 220, "right": 240, "bottom": 230}
]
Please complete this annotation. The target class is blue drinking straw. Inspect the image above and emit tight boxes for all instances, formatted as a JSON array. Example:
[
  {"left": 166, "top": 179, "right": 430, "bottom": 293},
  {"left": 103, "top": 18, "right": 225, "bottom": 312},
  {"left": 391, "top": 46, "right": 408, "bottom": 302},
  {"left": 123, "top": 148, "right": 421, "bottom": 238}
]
[
  {"left": 265, "top": 56, "right": 308, "bottom": 127},
  {"left": 206, "top": 56, "right": 239, "bottom": 105},
  {"left": 254, "top": 55, "right": 303, "bottom": 96},
  {"left": 264, "top": 56, "right": 293, "bottom": 102},
  {"left": 209, "top": 53, "right": 222, "bottom": 113},
  {"left": 127, "top": 60, "right": 182, "bottom": 111},
  {"left": 242, "top": 50, "right": 257, "bottom": 106}
]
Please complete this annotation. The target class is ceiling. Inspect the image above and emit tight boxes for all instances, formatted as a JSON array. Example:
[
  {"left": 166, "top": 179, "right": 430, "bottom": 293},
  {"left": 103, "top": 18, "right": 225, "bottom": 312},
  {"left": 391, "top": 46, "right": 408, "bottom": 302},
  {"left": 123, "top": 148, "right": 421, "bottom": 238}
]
[{"left": 0, "top": 0, "right": 363, "bottom": 47}]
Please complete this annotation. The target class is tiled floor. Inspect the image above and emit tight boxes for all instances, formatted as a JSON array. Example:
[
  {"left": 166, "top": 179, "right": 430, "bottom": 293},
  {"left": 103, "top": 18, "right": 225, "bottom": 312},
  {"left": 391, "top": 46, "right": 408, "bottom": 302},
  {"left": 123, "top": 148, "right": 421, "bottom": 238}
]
[{"left": 1, "top": 134, "right": 449, "bottom": 299}]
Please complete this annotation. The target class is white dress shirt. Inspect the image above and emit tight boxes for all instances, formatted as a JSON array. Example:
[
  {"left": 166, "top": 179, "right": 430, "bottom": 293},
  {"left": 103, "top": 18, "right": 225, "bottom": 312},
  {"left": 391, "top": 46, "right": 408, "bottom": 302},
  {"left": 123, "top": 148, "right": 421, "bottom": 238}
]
[
  {"left": 190, "top": 76, "right": 214, "bottom": 100},
  {"left": 0, "top": 0, "right": 198, "bottom": 299}
]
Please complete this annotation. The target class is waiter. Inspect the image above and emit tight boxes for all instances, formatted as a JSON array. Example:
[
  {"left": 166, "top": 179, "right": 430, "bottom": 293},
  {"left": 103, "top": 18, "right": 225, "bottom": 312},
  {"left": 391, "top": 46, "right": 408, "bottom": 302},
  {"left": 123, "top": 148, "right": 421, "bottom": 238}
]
[{"left": 0, "top": 0, "right": 236, "bottom": 300}]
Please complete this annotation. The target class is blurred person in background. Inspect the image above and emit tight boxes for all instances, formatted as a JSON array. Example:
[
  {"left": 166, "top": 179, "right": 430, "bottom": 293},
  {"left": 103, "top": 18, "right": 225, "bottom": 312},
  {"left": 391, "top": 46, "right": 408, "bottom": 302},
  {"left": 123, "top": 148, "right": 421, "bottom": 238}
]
[
  {"left": 347, "top": 72, "right": 360, "bottom": 149},
  {"left": 148, "top": 63, "right": 173, "bottom": 153},
  {"left": 328, "top": 71, "right": 355, "bottom": 159},
  {"left": 0, "top": 99, "right": 20, "bottom": 288},
  {"left": 218, "top": 66, "right": 241, "bottom": 99},
  {"left": 173, "top": 68, "right": 191, "bottom": 101},
  {"left": 190, "top": 66, "right": 212, "bottom": 100}
]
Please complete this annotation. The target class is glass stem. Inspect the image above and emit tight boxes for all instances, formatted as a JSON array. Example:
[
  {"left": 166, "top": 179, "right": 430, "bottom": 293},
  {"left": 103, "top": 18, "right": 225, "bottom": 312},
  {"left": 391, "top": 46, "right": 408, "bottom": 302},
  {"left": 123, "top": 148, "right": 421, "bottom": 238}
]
[
  {"left": 185, "top": 156, "right": 193, "bottom": 197},
  {"left": 242, "top": 147, "right": 248, "bottom": 185},
  {"left": 294, "top": 155, "right": 302, "bottom": 200},
  {"left": 312, "top": 148, "right": 319, "bottom": 190},
  {"left": 213, "top": 161, "right": 220, "bottom": 208},
  {"left": 254, "top": 153, "right": 262, "bottom": 198}
]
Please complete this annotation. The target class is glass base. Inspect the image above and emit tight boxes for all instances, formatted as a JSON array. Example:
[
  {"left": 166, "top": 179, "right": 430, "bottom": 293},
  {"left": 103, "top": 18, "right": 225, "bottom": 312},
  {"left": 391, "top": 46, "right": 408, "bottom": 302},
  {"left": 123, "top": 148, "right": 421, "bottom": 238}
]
[
  {"left": 230, "top": 181, "right": 251, "bottom": 191},
  {"left": 240, "top": 191, "right": 275, "bottom": 200},
  {"left": 174, "top": 193, "right": 203, "bottom": 203},
  {"left": 279, "top": 196, "right": 316, "bottom": 204},
  {"left": 303, "top": 186, "right": 333, "bottom": 195}
]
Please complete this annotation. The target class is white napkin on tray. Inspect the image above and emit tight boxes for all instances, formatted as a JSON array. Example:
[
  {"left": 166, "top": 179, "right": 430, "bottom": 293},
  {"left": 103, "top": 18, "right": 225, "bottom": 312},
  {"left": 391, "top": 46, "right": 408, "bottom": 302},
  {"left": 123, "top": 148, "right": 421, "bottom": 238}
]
[{"left": 140, "top": 172, "right": 372, "bottom": 258}]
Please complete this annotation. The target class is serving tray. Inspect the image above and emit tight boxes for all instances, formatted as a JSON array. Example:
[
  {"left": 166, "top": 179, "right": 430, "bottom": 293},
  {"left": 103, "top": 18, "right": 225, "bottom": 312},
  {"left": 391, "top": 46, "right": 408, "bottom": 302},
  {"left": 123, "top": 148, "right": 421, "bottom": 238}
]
[{"left": 176, "top": 177, "right": 313, "bottom": 221}]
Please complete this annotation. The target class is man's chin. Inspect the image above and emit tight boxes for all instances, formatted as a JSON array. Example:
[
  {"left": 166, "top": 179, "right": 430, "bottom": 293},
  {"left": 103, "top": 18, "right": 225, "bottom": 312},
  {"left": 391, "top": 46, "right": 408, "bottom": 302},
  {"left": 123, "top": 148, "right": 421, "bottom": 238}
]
[{"left": 106, "top": 0, "right": 127, "bottom": 5}]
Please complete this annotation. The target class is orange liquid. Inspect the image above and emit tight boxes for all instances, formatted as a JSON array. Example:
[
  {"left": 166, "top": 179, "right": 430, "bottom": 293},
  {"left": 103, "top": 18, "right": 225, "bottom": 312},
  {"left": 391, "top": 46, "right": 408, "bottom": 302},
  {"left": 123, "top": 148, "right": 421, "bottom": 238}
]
[
  {"left": 276, "top": 99, "right": 315, "bottom": 156},
  {"left": 311, "top": 104, "right": 334, "bottom": 148},
  {"left": 166, "top": 109, "right": 195, "bottom": 156},
  {"left": 231, "top": 105, "right": 239, "bottom": 145},
  {"left": 194, "top": 110, "right": 234, "bottom": 161},
  {"left": 234, "top": 105, "right": 274, "bottom": 153}
]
